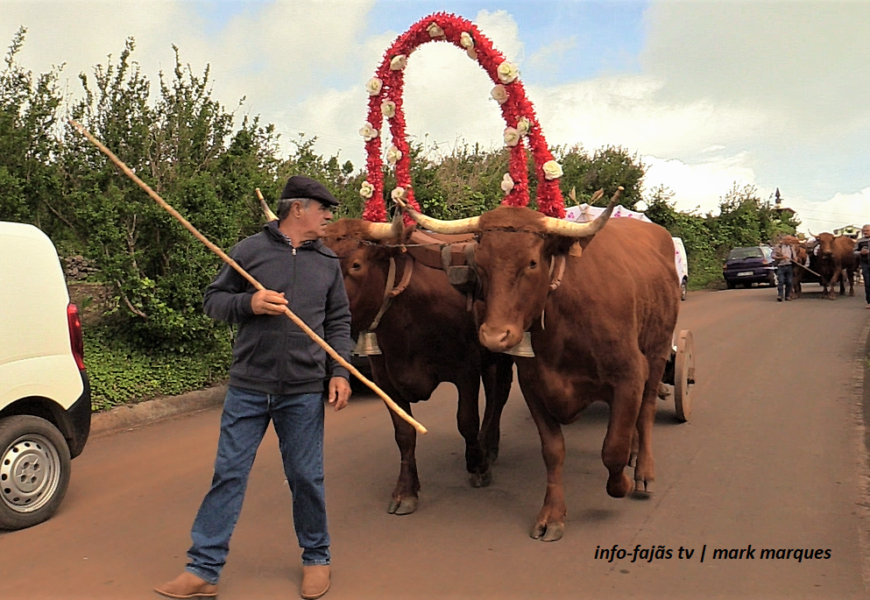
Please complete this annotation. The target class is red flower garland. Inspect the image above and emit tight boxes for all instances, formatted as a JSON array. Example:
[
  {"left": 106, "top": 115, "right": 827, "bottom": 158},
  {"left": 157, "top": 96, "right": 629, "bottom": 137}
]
[{"left": 360, "top": 12, "right": 565, "bottom": 221}]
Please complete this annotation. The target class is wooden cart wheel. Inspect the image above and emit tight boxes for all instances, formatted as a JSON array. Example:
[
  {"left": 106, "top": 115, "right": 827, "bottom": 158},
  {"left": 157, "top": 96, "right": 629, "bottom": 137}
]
[{"left": 674, "top": 329, "right": 695, "bottom": 422}]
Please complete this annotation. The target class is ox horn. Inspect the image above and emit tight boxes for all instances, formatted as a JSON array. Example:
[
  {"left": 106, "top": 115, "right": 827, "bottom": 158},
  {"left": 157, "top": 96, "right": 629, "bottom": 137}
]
[
  {"left": 365, "top": 210, "right": 404, "bottom": 240},
  {"left": 257, "top": 188, "right": 279, "bottom": 222},
  {"left": 542, "top": 187, "right": 622, "bottom": 238},
  {"left": 394, "top": 197, "right": 480, "bottom": 234}
]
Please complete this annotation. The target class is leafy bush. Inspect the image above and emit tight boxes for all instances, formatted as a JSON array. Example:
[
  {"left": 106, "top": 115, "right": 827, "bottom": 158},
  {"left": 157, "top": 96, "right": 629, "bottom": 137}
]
[
  {"left": 83, "top": 327, "right": 231, "bottom": 411},
  {"left": 645, "top": 184, "right": 800, "bottom": 289}
]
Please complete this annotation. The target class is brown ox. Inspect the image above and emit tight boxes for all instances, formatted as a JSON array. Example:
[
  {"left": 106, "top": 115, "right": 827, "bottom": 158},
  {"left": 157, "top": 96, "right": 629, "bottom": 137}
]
[
  {"left": 306, "top": 212, "right": 513, "bottom": 515},
  {"left": 811, "top": 232, "right": 856, "bottom": 299},
  {"left": 398, "top": 192, "right": 679, "bottom": 541}
]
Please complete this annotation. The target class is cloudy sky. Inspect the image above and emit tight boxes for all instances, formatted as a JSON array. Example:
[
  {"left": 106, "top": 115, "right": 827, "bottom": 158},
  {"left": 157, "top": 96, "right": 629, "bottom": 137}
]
[{"left": 3, "top": 0, "right": 869, "bottom": 233}]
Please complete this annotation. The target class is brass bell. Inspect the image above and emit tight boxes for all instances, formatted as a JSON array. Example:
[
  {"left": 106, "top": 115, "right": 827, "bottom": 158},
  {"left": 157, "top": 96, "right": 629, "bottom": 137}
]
[
  {"left": 353, "top": 331, "right": 382, "bottom": 356},
  {"left": 505, "top": 331, "right": 535, "bottom": 358}
]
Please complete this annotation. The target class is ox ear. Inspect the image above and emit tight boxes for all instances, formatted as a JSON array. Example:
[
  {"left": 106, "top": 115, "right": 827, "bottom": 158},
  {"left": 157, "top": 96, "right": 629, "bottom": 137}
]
[
  {"left": 547, "top": 233, "right": 589, "bottom": 258},
  {"left": 400, "top": 223, "right": 416, "bottom": 244}
]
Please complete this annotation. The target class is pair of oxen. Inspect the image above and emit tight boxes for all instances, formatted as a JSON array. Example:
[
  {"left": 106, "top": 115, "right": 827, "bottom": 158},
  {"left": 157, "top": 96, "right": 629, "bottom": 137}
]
[
  {"left": 266, "top": 192, "right": 680, "bottom": 541},
  {"left": 788, "top": 234, "right": 856, "bottom": 300}
]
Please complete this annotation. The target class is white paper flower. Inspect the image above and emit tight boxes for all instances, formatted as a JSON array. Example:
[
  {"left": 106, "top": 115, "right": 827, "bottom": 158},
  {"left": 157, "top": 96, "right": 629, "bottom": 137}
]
[
  {"left": 503, "top": 127, "right": 521, "bottom": 147},
  {"left": 542, "top": 160, "right": 563, "bottom": 180},
  {"left": 460, "top": 32, "right": 474, "bottom": 49},
  {"left": 365, "top": 77, "right": 383, "bottom": 96},
  {"left": 497, "top": 61, "right": 519, "bottom": 84},
  {"left": 381, "top": 100, "right": 396, "bottom": 119},
  {"left": 427, "top": 22, "right": 445, "bottom": 37},
  {"left": 491, "top": 85, "right": 508, "bottom": 105},
  {"left": 359, "top": 181, "right": 374, "bottom": 199},
  {"left": 386, "top": 145, "right": 403, "bottom": 166},
  {"left": 391, "top": 187, "right": 406, "bottom": 201},
  {"left": 517, "top": 117, "right": 531, "bottom": 136},
  {"left": 500, "top": 173, "right": 515, "bottom": 194},
  {"left": 390, "top": 55, "right": 408, "bottom": 71},
  {"left": 359, "top": 122, "right": 379, "bottom": 142}
]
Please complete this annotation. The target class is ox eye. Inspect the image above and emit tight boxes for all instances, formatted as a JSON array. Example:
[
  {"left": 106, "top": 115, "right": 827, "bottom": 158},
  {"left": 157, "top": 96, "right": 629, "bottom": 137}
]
[
  {"left": 351, "top": 261, "right": 362, "bottom": 271},
  {"left": 529, "top": 260, "right": 538, "bottom": 269}
]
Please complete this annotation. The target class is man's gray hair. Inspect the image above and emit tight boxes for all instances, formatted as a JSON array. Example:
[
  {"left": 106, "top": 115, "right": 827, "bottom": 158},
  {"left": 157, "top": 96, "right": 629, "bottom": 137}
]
[{"left": 277, "top": 197, "right": 314, "bottom": 221}]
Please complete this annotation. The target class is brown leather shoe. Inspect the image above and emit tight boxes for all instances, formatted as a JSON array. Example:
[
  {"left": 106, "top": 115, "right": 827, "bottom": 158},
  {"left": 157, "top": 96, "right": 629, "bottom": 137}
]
[
  {"left": 154, "top": 571, "right": 218, "bottom": 599},
  {"left": 300, "top": 565, "right": 331, "bottom": 599}
]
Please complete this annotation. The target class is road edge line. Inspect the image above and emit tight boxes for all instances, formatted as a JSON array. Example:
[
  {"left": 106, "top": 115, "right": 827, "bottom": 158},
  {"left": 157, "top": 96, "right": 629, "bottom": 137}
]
[{"left": 90, "top": 384, "right": 227, "bottom": 437}]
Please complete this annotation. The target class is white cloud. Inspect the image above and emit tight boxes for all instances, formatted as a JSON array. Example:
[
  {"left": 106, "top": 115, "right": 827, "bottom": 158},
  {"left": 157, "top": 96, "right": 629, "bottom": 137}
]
[
  {"left": 643, "top": 154, "right": 759, "bottom": 216},
  {"left": 788, "top": 188, "right": 870, "bottom": 235},
  {"left": 1, "top": 1, "right": 374, "bottom": 138},
  {"left": 531, "top": 75, "right": 769, "bottom": 159},
  {"left": 641, "top": 1, "right": 870, "bottom": 142},
  {"left": 526, "top": 36, "right": 577, "bottom": 80}
]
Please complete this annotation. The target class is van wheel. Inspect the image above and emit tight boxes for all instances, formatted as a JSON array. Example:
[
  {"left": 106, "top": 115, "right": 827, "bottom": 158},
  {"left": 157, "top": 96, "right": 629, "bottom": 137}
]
[
  {"left": 726, "top": 280, "right": 736, "bottom": 289},
  {"left": 680, "top": 278, "right": 688, "bottom": 301},
  {"left": 0, "top": 416, "right": 71, "bottom": 530}
]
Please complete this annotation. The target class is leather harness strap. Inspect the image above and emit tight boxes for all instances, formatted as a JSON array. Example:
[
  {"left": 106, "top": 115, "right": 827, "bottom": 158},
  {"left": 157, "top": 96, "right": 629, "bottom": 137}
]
[
  {"left": 368, "top": 254, "right": 414, "bottom": 331},
  {"left": 540, "top": 255, "right": 568, "bottom": 331},
  {"left": 549, "top": 255, "right": 566, "bottom": 292}
]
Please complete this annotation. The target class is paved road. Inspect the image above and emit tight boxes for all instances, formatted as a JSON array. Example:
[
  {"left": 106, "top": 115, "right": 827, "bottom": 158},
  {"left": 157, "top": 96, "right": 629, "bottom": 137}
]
[{"left": 2, "top": 286, "right": 869, "bottom": 600}]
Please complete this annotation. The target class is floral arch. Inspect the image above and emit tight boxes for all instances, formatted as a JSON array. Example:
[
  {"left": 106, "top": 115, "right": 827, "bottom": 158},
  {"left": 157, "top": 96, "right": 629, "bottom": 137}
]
[{"left": 358, "top": 12, "right": 566, "bottom": 222}]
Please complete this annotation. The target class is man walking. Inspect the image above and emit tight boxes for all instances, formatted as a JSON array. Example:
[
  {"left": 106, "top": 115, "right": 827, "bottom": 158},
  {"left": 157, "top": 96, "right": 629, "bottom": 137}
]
[
  {"left": 772, "top": 235, "right": 796, "bottom": 302},
  {"left": 155, "top": 176, "right": 353, "bottom": 600},
  {"left": 855, "top": 224, "right": 870, "bottom": 309}
]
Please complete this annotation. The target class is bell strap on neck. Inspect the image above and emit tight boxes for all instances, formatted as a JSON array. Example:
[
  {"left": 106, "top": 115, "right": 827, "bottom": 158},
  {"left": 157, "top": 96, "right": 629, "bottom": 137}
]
[
  {"left": 549, "top": 255, "right": 566, "bottom": 292},
  {"left": 539, "top": 255, "right": 568, "bottom": 331},
  {"left": 368, "top": 254, "right": 414, "bottom": 331}
]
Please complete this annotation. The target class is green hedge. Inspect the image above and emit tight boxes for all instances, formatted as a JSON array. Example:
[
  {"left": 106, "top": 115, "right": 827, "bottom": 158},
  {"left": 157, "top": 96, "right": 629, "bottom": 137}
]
[{"left": 83, "top": 327, "right": 231, "bottom": 411}]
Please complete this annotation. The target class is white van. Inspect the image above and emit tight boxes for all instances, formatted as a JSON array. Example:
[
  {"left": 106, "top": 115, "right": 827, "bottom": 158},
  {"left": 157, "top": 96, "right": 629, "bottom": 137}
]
[
  {"left": 673, "top": 237, "right": 689, "bottom": 301},
  {"left": 0, "top": 221, "right": 91, "bottom": 530}
]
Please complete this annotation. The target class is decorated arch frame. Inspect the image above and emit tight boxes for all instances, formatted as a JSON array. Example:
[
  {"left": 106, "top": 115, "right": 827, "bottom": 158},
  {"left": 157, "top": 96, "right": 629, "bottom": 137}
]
[{"left": 358, "top": 12, "right": 566, "bottom": 222}]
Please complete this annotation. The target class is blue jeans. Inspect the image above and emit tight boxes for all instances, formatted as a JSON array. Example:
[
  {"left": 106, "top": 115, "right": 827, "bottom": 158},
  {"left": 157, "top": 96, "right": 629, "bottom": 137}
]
[
  {"left": 186, "top": 386, "right": 330, "bottom": 584},
  {"left": 777, "top": 264, "right": 793, "bottom": 300},
  {"left": 863, "top": 264, "right": 870, "bottom": 304}
]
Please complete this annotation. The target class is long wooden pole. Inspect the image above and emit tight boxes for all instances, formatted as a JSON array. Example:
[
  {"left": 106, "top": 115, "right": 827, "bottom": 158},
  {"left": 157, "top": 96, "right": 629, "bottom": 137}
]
[
  {"left": 69, "top": 119, "right": 426, "bottom": 434},
  {"left": 789, "top": 258, "right": 822, "bottom": 278}
]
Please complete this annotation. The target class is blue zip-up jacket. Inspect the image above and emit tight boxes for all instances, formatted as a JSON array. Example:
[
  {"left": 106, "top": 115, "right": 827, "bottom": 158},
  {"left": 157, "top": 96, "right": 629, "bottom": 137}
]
[{"left": 204, "top": 221, "right": 353, "bottom": 395}]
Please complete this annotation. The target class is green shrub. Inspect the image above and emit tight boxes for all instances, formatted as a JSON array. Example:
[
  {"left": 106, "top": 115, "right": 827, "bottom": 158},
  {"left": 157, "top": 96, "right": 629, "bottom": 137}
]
[{"left": 83, "top": 326, "right": 231, "bottom": 411}]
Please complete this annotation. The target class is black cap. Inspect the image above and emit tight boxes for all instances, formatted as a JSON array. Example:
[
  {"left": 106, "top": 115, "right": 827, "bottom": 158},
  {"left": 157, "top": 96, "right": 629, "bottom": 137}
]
[{"left": 280, "top": 175, "right": 339, "bottom": 207}]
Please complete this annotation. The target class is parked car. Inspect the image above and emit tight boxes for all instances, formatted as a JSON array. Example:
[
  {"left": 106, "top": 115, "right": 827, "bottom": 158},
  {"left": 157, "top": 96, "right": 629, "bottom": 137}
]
[
  {"left": 723, "top": 246, "right": 776, "bottom": 289},
  {"left": 0, "top": 222, "right": 91, "bottom": 530}
]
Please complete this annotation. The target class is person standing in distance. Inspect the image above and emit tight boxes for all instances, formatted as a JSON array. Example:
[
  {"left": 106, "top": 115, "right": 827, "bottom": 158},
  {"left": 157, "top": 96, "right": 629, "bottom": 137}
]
[
  {"left": 772, "top": 235, "right": 796, "bottom": 302},
  {"left": 855, "top": 224, "right": 870, "bottom": 309},
  {"left": 155, "top": 176, "right": 353, "bottom": 600}
]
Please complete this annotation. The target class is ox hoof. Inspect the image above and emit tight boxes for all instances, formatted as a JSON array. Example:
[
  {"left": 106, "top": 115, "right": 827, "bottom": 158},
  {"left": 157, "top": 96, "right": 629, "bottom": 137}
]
[
  {"left": 387, "top": 497, "right": 418, "bottom": 515},
  {"left": 628, "top": 452, "right": 638, "bottom": 468},
  {"left": 632, "top": 479, "right": 655, "bottom": 498},
  {"left": 530, "top": 521, "right": 565, "bottom": 542},
  {"left": 469, "top": 469, "right": 492, "bottom": 488},
  {"left": 606, "top": 472, "right": 633, "bottom": 498}
]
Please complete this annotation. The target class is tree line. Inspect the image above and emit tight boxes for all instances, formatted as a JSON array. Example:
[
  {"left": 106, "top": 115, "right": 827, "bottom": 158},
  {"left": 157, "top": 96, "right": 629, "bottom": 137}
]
[{"left": 1, "top": 29, "right": 798, "bottom": 356}]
